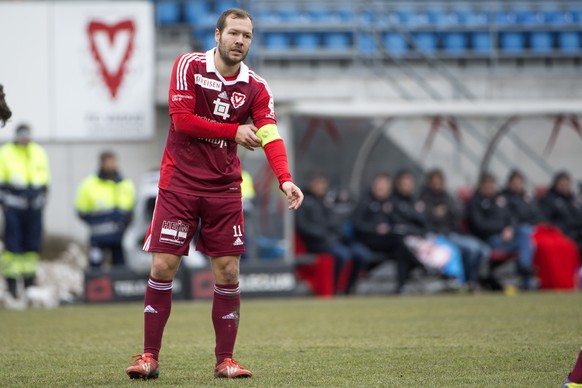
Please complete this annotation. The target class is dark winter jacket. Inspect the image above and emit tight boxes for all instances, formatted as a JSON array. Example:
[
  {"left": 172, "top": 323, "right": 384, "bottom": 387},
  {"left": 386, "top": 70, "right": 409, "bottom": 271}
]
[
  {"left": 539, "top": 189, "right": 582, "bottom": 237},
  {"left": 417, "top": 188, "right": 460, "bottom": 235},
  {"left": 390, "top": 191, "right": 428, "bottom": 236},
  {"left": 352, "top": 192, "right": 394, "bottom": 238},
  {"left": 466, "top": 192, "right": 514, "bottom": 240},
  {"left": 295, "top": 190, "right": 343, "bottom": 252},
  {"left": 500, "top": 189, "right": 544, "bottom": 225}
]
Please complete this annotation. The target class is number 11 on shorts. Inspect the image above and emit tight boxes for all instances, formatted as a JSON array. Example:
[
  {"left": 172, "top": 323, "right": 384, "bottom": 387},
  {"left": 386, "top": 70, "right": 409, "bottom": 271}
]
[{"left": 233, "top": 225, "right": 243, "bottom": 237}]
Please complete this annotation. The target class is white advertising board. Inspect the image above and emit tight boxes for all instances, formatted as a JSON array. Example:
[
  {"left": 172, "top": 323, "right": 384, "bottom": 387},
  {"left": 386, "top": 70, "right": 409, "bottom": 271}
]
[{"left": 0, "top": 1, "right": 155, "bottom": 141}]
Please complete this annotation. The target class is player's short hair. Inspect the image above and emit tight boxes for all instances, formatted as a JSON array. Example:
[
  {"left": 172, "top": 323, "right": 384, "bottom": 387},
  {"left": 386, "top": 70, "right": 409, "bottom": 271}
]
[
  {"left": 216, "top": 8, "right": 253, "bottom": 33},
  {"left": 0, "top": 84, "right": 13, "bottom": 128}
]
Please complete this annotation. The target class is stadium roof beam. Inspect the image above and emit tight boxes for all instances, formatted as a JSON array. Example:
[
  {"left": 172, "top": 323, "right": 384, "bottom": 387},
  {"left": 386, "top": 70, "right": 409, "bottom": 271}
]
[{"left": 291, "top": 99, "right": 582, "bottom": 119}]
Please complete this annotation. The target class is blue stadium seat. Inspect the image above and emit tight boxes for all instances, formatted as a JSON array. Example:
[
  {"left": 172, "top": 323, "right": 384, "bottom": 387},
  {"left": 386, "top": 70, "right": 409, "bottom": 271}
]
[
  {"left": 357, "top": 33, "right": 376, "bottom": 55},
  {"left": 395, "top": 11, "right": 431, "bottom": 28},
  {"left": 443, "top": 32, "right": 467, "bottom": 54},
  {"left": 264, "top": 32, "right": 291, "bottom": 50},
  {"left": 384, "top": 33, "right": 407, "bottom": 56},
  {"left": 202, "top": 31, "right": 216, "bottom": 50},
  {"left": 215, "top": 0, "right": 238, "bottom": 13},
  {"left": 335, "top": 3, "right": 355, "bottom": 22},
  {"left": 411, "top": 32, "right": 437, "bottom": 54},
  {"left": 276, "top": 3, "right": 303, "bottom": 22},
  {"left": 471, "top": 32, "right": 492, "bottom": 54},
  {"left": 431, "top": 11, "right": 457, "bottom": 27},
  {"left": 323, "top": 32, "right": 351, "bottom": 50},
  {"left": 558, "top": 32, "right": 581, "bottom": 52},
  {"left": 305, "top": 3, "right": 332, "bottom": 22},
  {"left": 156, "top": 1, "right": 181, "bottom": 25},
  {"left": 255, "top": 11, "right": 281, "bottom": 24},
  {"left": 495, "top": 11, "right": 518, "bottom": 26},
  {"left": 463, "top": 11, "right": 489, "bottom": 27},
  {"left": 517, "top": 11, "right": 545, "bottom": 26},
  {"left": 500, "top": 32, "right": 525, "bottom": 53},
  {"left": 184, "top": 1, "right": 210, "bottom": 25},
  {"left": 530, "top": 32, "right": 553, "bottom": 53},
  {"left": 359, "top": 9, "right": 374, "bottom": 24},
  {"left": 546, "top": 10, "right": 576, "bottom": 25},
  {"left": 295, "top": 33, "right": 320, "bottom": 50}
]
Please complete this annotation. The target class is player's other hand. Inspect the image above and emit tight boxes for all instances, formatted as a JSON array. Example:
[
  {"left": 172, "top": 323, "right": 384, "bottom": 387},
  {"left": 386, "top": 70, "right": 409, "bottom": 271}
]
[
  {"left": 235, "top": 124, "right": 261, "bottom": 151},
  {"left": 281, "top": 181, "right": 304, "bottom": 210}
]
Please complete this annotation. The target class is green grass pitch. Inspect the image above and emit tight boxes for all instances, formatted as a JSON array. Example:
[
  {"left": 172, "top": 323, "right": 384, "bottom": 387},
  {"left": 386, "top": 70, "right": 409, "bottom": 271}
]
[{"left": 1, "top": 292, "right": 580, "bottom": 387}]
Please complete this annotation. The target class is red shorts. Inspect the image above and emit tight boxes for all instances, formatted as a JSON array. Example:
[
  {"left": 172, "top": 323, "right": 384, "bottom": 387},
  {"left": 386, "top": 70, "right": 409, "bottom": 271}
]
[{"left": 143, "top": 188, "right": 245, "bottom": 257}]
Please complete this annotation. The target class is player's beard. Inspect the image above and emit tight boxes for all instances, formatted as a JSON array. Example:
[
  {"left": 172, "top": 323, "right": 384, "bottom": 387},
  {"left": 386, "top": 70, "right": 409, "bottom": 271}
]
[{"left": 217, "top": 37, "right": 248, "bottom": 67}]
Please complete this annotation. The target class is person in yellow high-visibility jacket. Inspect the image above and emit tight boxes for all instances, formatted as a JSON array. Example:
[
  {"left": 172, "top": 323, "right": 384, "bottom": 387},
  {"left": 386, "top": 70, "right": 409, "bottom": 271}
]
[
  {"left": 76, "top": 151, "right": 135, "bottom": 269},
  {"left": 0, "top": 124, "right": 50, "bottom": 299}
]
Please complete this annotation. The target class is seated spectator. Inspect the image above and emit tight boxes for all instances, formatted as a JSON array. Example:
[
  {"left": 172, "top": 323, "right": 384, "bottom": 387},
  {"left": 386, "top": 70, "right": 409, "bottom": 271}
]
[
  {"left": 352, "top": 173, "right": 419, "bottom": 293},
  {"left": 419, "top": 169, "right": 490, "bottom": 289},
  {"left": 392, "top": 170, "right": 465, "bottom": 285},
  {"left": 501, "top": 170, "right": 544, "bottom": 225},
  {"left": 539, "top": 171, "right": 582, "bottom": 253},
  {"left": 467, "top": 173, "right": 535, "bottom": 289},
  {"left": 296, "top": 174, "right": 371, "bottom": 294}
]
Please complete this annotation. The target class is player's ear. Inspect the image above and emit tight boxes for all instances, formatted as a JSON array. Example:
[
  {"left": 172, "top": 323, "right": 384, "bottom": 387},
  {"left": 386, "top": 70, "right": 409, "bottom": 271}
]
[{"left": 214, "top": 28, "right": 220, "bottom": 44}]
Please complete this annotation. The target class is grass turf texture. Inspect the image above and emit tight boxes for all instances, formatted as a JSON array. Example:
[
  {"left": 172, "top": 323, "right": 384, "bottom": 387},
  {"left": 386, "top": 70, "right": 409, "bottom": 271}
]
[{"left": 1, "top": 292, "right": 580, "bottom": 387}]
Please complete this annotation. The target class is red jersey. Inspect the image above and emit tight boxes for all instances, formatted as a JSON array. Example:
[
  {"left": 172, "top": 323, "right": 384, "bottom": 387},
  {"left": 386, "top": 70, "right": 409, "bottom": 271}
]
[{"left": 160, "top": 49, "right": 277, "bottom": 197}]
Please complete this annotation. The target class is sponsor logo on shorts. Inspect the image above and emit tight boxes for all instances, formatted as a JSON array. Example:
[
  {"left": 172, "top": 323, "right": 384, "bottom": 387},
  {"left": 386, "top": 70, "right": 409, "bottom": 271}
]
[
  {"left": 160, "top": 220, "right": 189, "bottom": 246},
  {"left": 233, "top": 237, "right": 244, "bottom": 246}
]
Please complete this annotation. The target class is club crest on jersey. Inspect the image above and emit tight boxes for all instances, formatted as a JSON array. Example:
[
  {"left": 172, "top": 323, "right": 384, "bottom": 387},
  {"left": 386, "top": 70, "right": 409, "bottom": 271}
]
[
  {"left": 231, "top": 92, "right": 246, "bottom": 109},
  {"left": 160, "top": 220, "right": 189, "bottom": 246}
]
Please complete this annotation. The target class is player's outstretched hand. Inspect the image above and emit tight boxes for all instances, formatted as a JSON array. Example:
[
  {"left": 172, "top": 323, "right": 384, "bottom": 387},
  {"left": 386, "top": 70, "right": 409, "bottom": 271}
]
[
  {"left": 281, "top": 181, "right": 304, "bottom": 210},
  {"left": 235, "top": 124, "right": 261, "bottom": 151}
]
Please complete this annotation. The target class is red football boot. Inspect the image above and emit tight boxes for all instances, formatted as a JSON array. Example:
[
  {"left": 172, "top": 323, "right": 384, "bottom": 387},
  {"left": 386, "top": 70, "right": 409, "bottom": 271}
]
[
  {"left": 214, "top": 358, "right": 252, "bottom": 378},
  {"left": 125, "top": 353, "right": 160, "bottom": 380}
]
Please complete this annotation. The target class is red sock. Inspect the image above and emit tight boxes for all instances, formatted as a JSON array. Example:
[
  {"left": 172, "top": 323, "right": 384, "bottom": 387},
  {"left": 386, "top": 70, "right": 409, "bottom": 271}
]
[
  {"left": 570, "top": 348, "right": 582, "bottom": 382},
  {"left": 212, "top": 283, "right": 241, "bottom": 365},
  {"left": 143, "top": 277, "right": 173, "bottom": 360}
]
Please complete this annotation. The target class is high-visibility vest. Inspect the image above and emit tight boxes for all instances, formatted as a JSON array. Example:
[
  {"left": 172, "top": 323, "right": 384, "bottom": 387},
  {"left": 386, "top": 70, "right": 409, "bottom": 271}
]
[
  {"left": 76, "top": 175, "right": 135, "bottom": 241},
  {"left": 241, "top": 170, "right": 255, "bottom": 200},
  {"left": 0, "top": 142, "right": 50, "bottom": 189},
  {"left": 75, "top": 175, "right": 136, "bottom": 216}
]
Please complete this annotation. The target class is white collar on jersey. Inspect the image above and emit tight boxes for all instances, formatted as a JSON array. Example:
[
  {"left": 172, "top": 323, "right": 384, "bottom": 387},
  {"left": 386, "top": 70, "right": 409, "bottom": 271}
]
[{"left": 205, "top": 49, "right": 250, "bottom": 85}]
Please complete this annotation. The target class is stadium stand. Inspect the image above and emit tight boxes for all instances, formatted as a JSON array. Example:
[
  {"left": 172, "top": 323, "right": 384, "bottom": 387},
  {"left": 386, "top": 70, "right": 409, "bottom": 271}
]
[{"left": 153, "top": 0, "right": 582, "bottom": 62}]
